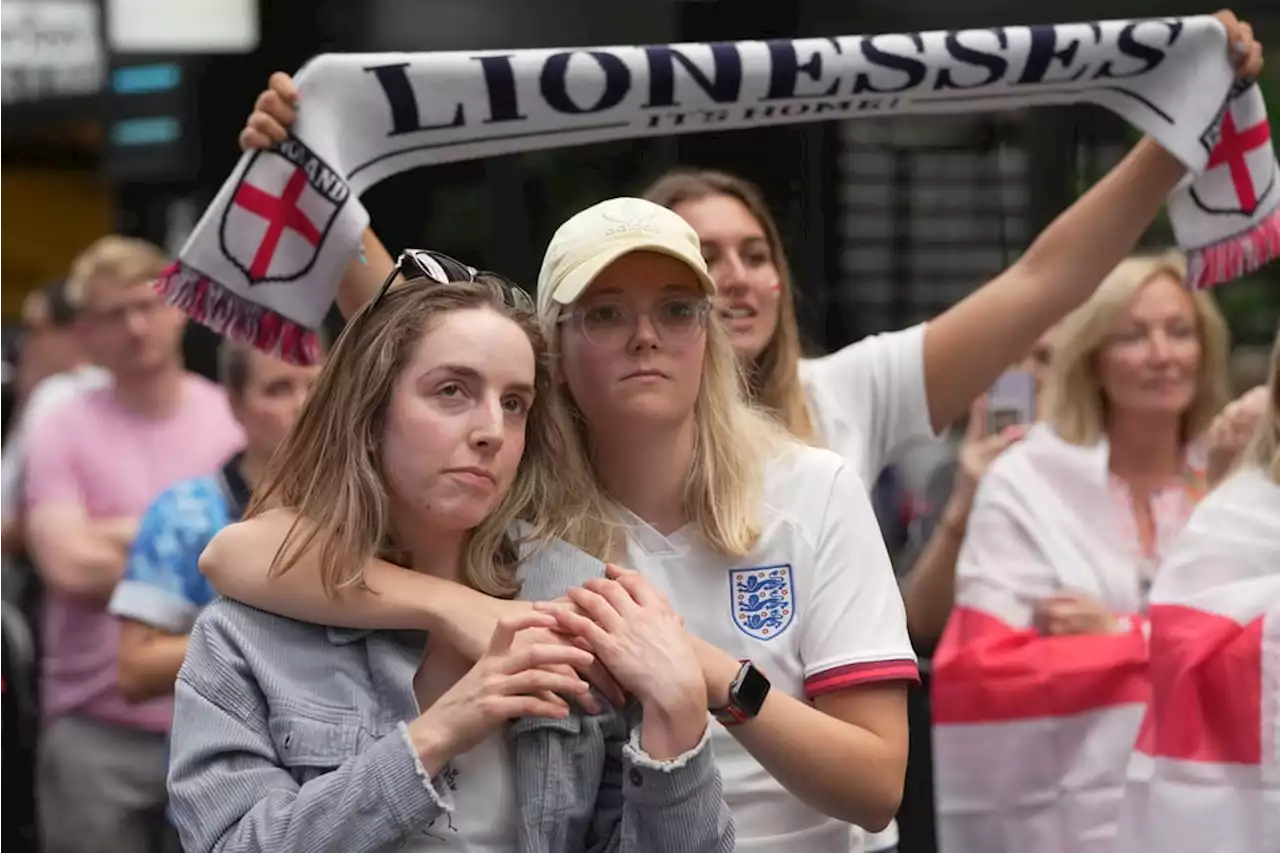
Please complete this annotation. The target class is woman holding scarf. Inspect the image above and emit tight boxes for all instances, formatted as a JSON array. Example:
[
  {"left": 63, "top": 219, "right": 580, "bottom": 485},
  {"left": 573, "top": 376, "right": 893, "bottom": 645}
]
[{"left": 201, "top": 13, "right": 1263, "bottom": 853}]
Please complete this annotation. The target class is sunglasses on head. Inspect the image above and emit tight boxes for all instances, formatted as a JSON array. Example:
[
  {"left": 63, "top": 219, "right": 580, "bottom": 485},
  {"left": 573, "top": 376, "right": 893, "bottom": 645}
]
[{"left": 371, "top": 249, "right": 534, "bottom": 313}]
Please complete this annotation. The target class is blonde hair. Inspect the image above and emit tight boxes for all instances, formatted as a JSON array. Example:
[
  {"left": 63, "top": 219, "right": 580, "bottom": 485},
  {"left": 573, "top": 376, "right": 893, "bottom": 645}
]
[
  {"left": 249, "top": 279, "right": 606, "bottom": 599},
  {"left": 546, "top": 297, "right": 790, "bottom": 561},
  {"left": 644, "top": 170, "right": 819, "bottom": 444},
  {"left": 65, "top": 235, "right": 168, "bottom": 308},
  {"left": 1043, "top": 250, "right": 1231, "bottom": 446},
  {"left": 1242, "top": 326, "right": 1280, "bottom": 484}
]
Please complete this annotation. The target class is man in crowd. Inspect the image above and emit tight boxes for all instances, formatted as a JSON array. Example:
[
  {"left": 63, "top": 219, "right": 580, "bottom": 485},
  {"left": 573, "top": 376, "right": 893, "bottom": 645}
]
[
  {"left": 2, "top": 280, "right": 109, "bottom": 554},
  {"left": 109, "top": 340, "right": 321, "bottom": 701},
  {"left": 23, "top": 235, "right": 244, "bottom": 853},
  {"left": 2, "top": 280, "right": 110, "bottom": 852}
]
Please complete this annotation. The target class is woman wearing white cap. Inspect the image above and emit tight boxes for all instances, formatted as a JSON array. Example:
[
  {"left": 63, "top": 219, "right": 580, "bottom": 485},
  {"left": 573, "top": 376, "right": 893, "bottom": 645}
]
[
  {"left": 209, "top": 193, "right": 917, "bottom": 851},
  {"left": 206, "top": 18, "right": 1263, "bottom": 848},
  {"left": 207, "top": 91, "right": 919, "bottom": 847}
]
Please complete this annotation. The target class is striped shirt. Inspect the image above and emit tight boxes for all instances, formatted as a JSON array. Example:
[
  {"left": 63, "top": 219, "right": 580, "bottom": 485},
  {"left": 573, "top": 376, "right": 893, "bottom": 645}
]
[{"left": 166, "top": 534, "right": 734, "bottom": 853}]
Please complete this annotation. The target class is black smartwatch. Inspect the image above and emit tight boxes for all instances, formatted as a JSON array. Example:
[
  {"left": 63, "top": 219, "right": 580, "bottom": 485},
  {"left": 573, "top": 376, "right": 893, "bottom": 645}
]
[{"left": 711, "top": 661, "right": 771, "bottom": 727}]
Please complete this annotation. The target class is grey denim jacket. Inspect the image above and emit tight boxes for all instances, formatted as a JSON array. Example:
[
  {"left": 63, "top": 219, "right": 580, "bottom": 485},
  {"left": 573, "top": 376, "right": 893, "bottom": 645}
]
[{"left": 166, "top": 537, "right": 734, "bottom": 853}]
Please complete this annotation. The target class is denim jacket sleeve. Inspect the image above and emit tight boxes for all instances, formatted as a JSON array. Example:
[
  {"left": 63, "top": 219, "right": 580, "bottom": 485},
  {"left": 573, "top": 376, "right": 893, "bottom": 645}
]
[
  {"left": 167, "top": 612, "right": 449, "bottom": 853},
  {"left": 508, "top": 697, "right": 735, "bottom": 853}
]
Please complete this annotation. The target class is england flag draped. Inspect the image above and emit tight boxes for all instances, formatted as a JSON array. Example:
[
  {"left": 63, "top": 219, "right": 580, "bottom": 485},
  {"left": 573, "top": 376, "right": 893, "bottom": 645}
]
[
  {"left": 930, "top": 425, "right": 1167, "bottom": 853},
  {"left": 1114, "top": 466, "right": 1280, "bottom": 853}
]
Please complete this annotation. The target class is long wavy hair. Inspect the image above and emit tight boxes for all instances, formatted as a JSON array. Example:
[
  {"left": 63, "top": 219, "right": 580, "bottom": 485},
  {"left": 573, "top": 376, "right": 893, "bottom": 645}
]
[
  {"left": 644, "top": 169, "right": 819, "bottom": 444},
  {"left": 247, "top": 279, "right": 607, "bottom": 599}
]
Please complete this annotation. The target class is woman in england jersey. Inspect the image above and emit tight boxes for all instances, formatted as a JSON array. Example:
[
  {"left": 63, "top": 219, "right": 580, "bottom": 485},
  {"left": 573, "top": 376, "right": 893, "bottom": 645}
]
[
  {"left": 201, "top": 16, "right": 1263, "bottom": 851},
  {"left": 202, "top": 194, "right": 920, "bottom": 851}
]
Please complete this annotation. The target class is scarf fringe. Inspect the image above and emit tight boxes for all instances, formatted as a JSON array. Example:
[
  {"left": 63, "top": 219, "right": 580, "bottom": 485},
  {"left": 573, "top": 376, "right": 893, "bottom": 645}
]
[
  {"left": 1185, "top": 204, "right": 1280, "bottom": 290},
  {"left": 154, "top": 262, "right": 322, "bottom": 366}
]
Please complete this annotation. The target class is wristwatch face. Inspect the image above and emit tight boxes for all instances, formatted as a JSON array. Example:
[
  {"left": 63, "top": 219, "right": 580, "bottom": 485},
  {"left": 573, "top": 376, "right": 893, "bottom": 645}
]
[{"left": 733, "top": 662, "right": 771, "bottom": 717}]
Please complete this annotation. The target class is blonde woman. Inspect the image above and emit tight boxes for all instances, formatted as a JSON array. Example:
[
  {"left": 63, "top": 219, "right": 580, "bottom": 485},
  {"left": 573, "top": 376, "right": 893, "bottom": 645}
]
[
  {"left": 202, "top": 195, "right": 917, "bottom": 850},
  {"left": 166, "top": 256, "right": 732, "bottom": 853},
  {"left": 640, "top": 8, "right": 1257, "bottom": 480},
  {"left": 1113, "top": 326, "right": 1280, "bottom": 853},
  {"left": 930, "top": 251, "right": 1232, "bottom": 853},
  {"left": 618, "top": 25, "right": 1256, "bottom": 852}
]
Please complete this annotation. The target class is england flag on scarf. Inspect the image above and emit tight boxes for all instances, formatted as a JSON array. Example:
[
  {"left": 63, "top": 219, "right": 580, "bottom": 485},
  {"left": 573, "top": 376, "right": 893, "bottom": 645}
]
[
  {"left": 930, "top": 425, "right": 1168, "bottom": 853},
  {"left": 1114, "top": 466, "right": 1280, "bottom": 853}
]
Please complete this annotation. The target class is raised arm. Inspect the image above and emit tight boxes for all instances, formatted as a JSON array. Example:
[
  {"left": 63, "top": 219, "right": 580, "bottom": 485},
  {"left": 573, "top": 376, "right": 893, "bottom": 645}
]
[
  {"left": 901, "top": 400, "right": 1024, "bottom": 647},
  {"left": 240, "top": 72, "right": 395, "bottom": 320},
  {"left": 920, "top": 14, "right": 1263, "bottom": 433}
]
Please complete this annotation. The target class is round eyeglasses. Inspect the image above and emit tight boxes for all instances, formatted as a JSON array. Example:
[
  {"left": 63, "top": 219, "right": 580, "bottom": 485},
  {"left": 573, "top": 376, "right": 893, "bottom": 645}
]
[
  {"left": 558, "top": 296, "right": 712, "bottom": 349},
  {"left": 372, "top": 249, "right": 534, "bottom": 314}
]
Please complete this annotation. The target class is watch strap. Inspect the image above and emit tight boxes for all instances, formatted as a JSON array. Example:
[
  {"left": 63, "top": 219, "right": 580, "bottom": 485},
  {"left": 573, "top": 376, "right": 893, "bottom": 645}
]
[{"left": 711, "top": 660, "right": 769, "bottom": 727}]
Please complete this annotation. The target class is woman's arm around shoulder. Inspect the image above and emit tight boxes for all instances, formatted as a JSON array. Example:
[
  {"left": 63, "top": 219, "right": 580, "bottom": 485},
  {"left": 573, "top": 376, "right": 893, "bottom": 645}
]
[{"left": 200, "top": 508, "right": 515, "bottom": 657}]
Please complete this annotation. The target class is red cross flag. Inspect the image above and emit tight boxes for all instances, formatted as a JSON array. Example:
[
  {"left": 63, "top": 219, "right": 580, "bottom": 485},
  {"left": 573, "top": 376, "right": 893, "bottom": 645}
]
[
  {"left": 1113, "top": 466, "right": 1280, "bottom": 853},
  {"left": 220, "top": 145, "right": 345, "bottom": 285},
  {"left": 1171, "top": 81, "right": 1280, "bottom": 289}
]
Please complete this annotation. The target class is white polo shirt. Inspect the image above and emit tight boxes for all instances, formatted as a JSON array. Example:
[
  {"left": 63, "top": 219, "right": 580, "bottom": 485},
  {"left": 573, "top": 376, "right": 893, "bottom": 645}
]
[{"left": 621, "top": 444, "right": 918, "bottom": 853}]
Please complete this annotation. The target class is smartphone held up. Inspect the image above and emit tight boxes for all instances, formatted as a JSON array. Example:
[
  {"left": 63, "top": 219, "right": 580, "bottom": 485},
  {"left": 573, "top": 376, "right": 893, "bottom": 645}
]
[{"left": 986, "top": 369, "right": 1037, "bottom": 435}]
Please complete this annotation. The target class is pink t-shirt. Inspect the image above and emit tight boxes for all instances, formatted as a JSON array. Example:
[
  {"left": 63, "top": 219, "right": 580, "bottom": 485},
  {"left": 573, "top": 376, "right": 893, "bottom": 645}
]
[{"left": 24, "top": 373, "right": 244, "bottom": 732}]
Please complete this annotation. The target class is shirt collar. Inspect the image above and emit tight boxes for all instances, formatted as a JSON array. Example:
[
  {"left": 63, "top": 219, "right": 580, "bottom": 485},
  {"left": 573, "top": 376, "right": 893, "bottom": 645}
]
[
  {"left": 326, "top": 626, "right": 428, "bottom": 648},
  {"left": 326, "top": 626, "right": 374, "bottom": 645},
  {"left": 217, "top": 452, "right": 254, "bottom": 520}
]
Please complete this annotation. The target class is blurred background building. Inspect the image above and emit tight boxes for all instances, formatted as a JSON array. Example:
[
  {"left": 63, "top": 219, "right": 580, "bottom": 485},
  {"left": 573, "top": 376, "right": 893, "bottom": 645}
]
[{"left": 4, "top": 0, "right": 1279, "bottom": 379}]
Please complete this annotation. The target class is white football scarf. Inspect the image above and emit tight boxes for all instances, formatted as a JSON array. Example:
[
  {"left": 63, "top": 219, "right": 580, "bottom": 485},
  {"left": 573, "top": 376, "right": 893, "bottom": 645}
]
[
  {"left": 1113, "top": 466, "right": 1280, "bottom": 853},
  {"left": 159, "top": 16, "right": 1279, "bottom": 363}
]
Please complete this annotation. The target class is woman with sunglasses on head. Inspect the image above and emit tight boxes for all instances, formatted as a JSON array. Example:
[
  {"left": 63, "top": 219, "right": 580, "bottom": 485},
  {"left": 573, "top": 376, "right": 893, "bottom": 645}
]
[
  {"left": 165, "top": 257, "right": 733, "bottom": 853},
  {"left": 203, "top": 197, "right": 917, "bottom": 853},
  {"left": 203, "top": 17, "right": 1262, "bottom": 851},
  {"left": 234, "top": 12, "right": 1261, "bottom": 611}
]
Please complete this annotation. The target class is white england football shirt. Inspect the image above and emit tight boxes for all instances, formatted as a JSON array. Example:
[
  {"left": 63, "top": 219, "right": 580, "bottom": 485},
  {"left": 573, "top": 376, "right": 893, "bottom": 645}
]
[
  {"left": 621, "top": 445, "right": 918, "bottom": 852},
  {"left": 798, "top": 323, "right": 937, "bottom": 485},
  {"left": 799, "top": 323, "right": 936, "bottom": 851}
]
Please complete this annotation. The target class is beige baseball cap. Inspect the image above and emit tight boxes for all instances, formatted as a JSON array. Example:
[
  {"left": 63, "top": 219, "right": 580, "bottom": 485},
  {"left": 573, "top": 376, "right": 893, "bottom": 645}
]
[{"left": 536, "top": 197, "right": 716, "bottom": 317}]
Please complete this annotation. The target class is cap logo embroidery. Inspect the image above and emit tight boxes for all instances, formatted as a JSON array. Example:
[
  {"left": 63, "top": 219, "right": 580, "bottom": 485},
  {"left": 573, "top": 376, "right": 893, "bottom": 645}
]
[{"left": 600, "top": 203, "right": 660, "bottom": 237}]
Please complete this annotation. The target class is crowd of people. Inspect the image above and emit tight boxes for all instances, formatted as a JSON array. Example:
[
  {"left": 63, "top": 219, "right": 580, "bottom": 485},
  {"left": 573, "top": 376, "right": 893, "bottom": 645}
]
[{"left": 1, "top": 10, "right": 1276, "bottom": 853}]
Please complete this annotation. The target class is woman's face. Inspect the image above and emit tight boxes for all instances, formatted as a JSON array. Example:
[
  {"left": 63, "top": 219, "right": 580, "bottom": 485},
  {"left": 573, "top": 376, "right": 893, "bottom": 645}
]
[
  {"left": 558, "top": 251, "right": 708, "bottom": 432},
  {"left": 381, "top": 307, "right": 536, "bottom": 533},
  {"left": 672, "top": 193, "right": 782, "bottom": 361},
  {"left": 1096, "top": 273, "right": 1202, "bottom": 422}
]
